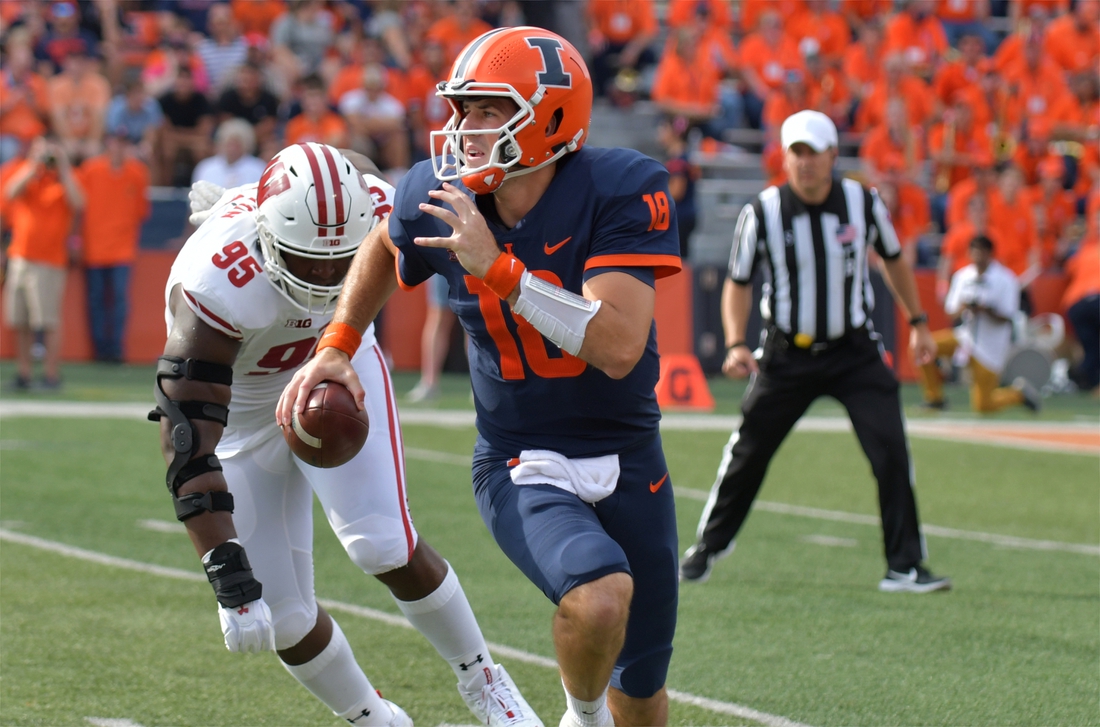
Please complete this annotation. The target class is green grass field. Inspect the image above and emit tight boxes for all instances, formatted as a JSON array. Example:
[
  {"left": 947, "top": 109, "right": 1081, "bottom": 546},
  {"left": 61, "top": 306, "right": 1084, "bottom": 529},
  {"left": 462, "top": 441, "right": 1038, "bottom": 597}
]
[{"left": 2, "top": 365, "right": 1098, "bottom": 726}]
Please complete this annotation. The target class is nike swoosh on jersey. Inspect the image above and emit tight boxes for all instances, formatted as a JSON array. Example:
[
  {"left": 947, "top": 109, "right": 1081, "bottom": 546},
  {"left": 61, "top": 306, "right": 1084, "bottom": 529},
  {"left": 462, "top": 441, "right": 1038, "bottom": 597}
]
[
  {"left": 649, "top": 472, "right": 669, "bottom": 493},
  {"left": 544, "top": 236, "right": 572, "bottom": 255}
]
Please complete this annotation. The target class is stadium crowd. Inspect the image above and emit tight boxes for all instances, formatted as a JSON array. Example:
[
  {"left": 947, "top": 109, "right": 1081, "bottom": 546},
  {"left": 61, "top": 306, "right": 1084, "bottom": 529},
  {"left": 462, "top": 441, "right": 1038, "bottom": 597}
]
[{"left": 0, "top": 0, "right": 1097, "bottom": 391}]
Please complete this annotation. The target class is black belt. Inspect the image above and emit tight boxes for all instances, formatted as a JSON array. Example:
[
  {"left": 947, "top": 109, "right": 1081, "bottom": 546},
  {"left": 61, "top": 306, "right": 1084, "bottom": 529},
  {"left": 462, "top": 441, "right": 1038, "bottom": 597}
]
[{"left": 768, "top": 327, "right": 855, "bottom": 354}]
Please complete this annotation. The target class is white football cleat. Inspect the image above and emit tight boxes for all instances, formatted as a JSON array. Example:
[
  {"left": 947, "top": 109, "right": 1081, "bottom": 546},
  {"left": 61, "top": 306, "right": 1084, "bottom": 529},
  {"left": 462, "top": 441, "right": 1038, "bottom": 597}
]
[
  {"left": 345, "top": 699, "right": 412, "bottom": 726},
  {"left": 459, "top": 664, "right": 543, "bottom": 726},
  {"left": 383, "top": 699, "right": 413, "bottom": 727}
]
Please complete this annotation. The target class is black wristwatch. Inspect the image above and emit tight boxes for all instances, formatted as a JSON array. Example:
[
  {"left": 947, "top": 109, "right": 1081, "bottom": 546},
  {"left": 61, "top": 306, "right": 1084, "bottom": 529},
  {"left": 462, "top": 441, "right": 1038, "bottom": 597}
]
[{"left": 908, "top": 313, "right": 929, "bottom": 327}]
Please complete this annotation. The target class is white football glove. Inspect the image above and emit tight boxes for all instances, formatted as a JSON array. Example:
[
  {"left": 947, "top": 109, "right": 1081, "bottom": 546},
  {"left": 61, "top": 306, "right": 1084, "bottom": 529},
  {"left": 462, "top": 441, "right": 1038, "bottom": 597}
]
[
  {"left": 218, "top": 597, "right": 276, "bottom": 653},
  {"left": 188, "top": 180, "right": 227, "bottom": 226}
]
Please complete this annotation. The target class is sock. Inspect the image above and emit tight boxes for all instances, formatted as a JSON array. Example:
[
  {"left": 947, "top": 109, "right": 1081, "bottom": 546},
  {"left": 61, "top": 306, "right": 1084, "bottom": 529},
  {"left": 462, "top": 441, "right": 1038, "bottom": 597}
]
[
  {"left": 282, "top": 618, "right": 393, "bottom": 725},
  {"left": 392, "top": 563, "right": 495, "bottom": 691},
  {"left": 564, "top": 678, "right": 613, "bottom": 726}
]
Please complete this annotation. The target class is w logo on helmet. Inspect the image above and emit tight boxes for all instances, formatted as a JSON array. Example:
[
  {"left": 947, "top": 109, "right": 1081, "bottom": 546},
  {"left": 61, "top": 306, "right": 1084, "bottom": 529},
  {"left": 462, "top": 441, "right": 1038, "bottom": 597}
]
[
  {"left": 257, "top": 161, "right": 291, "bottom": 207},
  {"left": 525, "top": 37, "right": 572, "bottom": 88}
]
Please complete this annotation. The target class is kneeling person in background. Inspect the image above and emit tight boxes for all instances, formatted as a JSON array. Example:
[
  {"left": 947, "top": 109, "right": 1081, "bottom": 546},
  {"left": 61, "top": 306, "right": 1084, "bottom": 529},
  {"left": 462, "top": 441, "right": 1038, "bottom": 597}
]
[{"left": 920, "top": 234, "right": 1042, "bottom": 413}]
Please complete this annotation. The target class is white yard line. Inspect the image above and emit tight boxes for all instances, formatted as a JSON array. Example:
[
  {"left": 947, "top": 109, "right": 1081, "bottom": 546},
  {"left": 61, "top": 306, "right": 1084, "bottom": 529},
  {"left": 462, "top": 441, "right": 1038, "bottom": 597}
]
[{"left": 1, "top": 528, "right": 813, "bottom": 727}]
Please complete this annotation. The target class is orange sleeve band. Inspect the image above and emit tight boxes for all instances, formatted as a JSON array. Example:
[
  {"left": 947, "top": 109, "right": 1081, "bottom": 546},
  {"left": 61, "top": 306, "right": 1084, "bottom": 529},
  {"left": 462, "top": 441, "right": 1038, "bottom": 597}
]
[
  {"left": 482, "top": 252, "right": 526, "bottom": 299},
  {"left": 315, "top": 322, "right": 362, "bottom": 358}
]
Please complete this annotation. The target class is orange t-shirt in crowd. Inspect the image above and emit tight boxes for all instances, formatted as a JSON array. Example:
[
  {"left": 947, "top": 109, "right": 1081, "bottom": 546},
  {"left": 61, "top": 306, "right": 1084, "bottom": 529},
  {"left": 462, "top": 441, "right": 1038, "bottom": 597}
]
[
  {"left": 992, "top": 32, "right": 1026, "bottom": 74},
  {"left": 284, "top": 112, "right": 348, "bottom": 148},
  {"left": 937, "top": 0, "right": 983, "bottom": 22},
  {"left": 1043, "top": 13, "right": 1100, "bottom": 74},
  {"left": 842, "top": 41, "right": 883, "bottom": 99},
  {"left": 425, "top": 15, "right": 494, "bottom": 65},
  {"left": 1024, "top": 184, "right": 1078, "bottom": 268},
  {"left": 0, "top": 159, "right": 75, "bottom": 267},
  {"left": 883, "top": 12, "right": 948, "bottom": 72},
  {"left": 651, "top": 47, "right": 721, "bottom": 111},
  {"left": 785, "top": 9, "right": 851, "bottom": 63},
  {"left": 974, "top": 85, "right": 1021, "bottom": 139},
  {"left": 405, "top": 64, "right": 453, "bottom": 155},
  {"left": 1048, "top": 94, "right": 1100, "bottom": 138},
  {"left": 1013, "top": 0, "right": 1070, "bottom": 16},
  {"left": 739, "top": 32, "right": 804, "bottom": 92},
  {"left": 1012, "top": 140, "right": 1052, "bottom": 185},
  {"left": 854, "top": 75, "right": 935, "bottom": 131},
  {"left": 941, "top": 221, "right": 1005, "bottom": 273},
  {"left": 48, "top": 72, "right": 111, "bottom": 140},
  {"left": 329, "top": 64, "right": 411, "bottom": 107},
  {"left": 809, "top": 68, "right": 852, "bottom": 115},
  {"left": 933, "top": 59, "right": 984, "bottom": 107},
  {"left": 1003, "top": 60, "right": 1071, "bottom": 135},
  {"left": 696, "top": 27, "right": 739, "bottom": 75},
  {"left": 115, "top": 10, "right": 160, "bottom": 68},
  {"left": 0, "top": 71, "right": 50, "bottom": 142},
  {"left": 738, "top": 0, "right": 807, "bottom": 33},
  {"left": 860, "top": 124, "right": 926, "bottom": 177},
  {"left": 231, "top": 0, "right": 287, "bottom": 36},
  {"left": 666, "top": 0, "right": 731, "bottom": 29},
  {"left": 1061, "top": 237, "right": 1100, "bottom": 310},
  {"left": 989, "top": 190, "right": 1038, "bottom": 276},
  {"left": 892, "top": 181, "right": 932, "bottom": 250},
  {"left": 945, "top": 177, "right": 1006, "bottom": 229},
  {"left": 75, "top": 155, "right": 149, "bottom": 267},
  {"left": 928, "top": 121, "right": 994, "bottom": 189},
  {"left": 762, "top": 87, "right": 819, "bottom": 132},
  {"left": 840, "top": 0, "right": 893, "bottom": 25},
  {"left": 588, "top": 0, "right": 658, "bottom": 46}
]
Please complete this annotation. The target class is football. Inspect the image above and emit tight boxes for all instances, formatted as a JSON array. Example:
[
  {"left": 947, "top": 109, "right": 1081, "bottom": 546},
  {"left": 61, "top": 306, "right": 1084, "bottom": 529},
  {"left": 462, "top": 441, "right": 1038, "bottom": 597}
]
[{"left": 284, "top": 382, "right": 369, "bottom": 468}]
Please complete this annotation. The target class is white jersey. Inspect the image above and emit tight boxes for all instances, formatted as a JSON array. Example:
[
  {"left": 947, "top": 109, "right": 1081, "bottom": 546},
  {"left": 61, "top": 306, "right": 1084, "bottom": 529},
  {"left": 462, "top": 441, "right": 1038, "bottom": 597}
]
[
  {"left": 944, "top": 260, "right": 1019, "bottom": 372},
  {"left": 165, "top": 174, "right": 395, "bottom": 454}
]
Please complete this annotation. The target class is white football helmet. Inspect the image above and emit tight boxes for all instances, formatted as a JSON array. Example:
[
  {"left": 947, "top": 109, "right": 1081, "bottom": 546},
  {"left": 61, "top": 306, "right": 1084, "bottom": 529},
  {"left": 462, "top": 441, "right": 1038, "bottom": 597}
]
[{"left": 255, "top": 143, "right": 377, "bottom": 313}]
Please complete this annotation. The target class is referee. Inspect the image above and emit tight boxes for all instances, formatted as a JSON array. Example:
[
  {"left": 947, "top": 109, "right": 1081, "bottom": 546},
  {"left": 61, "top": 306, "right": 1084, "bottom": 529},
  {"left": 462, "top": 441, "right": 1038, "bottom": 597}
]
[{"left": 680, "top": 110, "right": 951, "bottom": 593}]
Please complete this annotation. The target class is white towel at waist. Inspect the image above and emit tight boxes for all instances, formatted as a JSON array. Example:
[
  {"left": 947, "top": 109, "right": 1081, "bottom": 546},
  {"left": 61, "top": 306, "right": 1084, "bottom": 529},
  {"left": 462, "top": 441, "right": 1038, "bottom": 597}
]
[{"left": 509, "top": 449, "right": 621, "bottom": 504}]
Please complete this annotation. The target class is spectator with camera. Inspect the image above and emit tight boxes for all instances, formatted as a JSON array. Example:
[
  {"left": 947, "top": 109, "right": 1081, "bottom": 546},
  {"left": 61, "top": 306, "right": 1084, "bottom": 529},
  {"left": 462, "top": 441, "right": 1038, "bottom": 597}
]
[
  {"left": 919, "top": 234, "right": 1041, "bottom": 412},
  {"left": 1, "top": 137, "right": 85, "bottom": 390}
]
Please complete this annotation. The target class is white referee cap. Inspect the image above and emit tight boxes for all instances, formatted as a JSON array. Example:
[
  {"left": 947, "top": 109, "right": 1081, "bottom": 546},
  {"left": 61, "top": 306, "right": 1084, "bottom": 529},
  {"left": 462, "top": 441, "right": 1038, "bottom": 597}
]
[{"left": 781, "top": 110, "right": 838, "bottom": 152}]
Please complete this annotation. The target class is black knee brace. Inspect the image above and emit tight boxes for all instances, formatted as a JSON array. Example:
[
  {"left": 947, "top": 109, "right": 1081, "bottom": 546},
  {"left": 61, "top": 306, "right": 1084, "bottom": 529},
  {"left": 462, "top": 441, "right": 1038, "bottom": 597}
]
[{"left": 149, "top": 356, "right": 235, "bottom": 521}]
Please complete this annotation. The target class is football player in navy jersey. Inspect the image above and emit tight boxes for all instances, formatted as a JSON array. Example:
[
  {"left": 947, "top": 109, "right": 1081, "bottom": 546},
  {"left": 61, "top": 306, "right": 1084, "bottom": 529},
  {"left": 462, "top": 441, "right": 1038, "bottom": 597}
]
[{"left": 279, "top": 28, "right": 681, "bottom": 726}]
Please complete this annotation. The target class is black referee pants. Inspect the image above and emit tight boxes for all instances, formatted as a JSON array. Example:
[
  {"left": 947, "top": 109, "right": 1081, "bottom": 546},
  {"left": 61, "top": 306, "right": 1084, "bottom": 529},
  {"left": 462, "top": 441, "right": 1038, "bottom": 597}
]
[{"left": 696, "top": 328, "right": 926, "bottom": 572}]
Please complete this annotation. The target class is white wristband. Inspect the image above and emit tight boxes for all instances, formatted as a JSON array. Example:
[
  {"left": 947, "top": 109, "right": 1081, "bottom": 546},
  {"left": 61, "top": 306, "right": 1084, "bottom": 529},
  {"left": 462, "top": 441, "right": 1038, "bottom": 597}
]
[{"left": 512, "top": 270, "right": 601, "bottom": 356}]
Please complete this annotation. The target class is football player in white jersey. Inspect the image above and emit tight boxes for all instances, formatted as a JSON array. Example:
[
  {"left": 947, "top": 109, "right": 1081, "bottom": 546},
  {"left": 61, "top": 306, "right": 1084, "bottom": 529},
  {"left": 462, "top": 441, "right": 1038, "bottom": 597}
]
[{"left": 156, "top": 143, "right": 540, "bottom": 726}]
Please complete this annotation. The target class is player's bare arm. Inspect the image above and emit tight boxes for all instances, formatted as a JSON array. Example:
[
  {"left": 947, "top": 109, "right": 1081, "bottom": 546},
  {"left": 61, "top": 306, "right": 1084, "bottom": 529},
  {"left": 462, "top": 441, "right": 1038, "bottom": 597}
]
[
  {"left": 577, "top": 271, "right": 654, "bottom": 379},
  {"left": 720, "top": 278, "right": 759, "bottom": 378},
  {"left": 159, "top": 283, "right": 241, "bottom": 556},
  {"left": 881, "top": 254, "right": 936, "bottom": 365},
  {"left": 276, "top": 220, "right": 398, "bottom": 426},
  {"left": 157, "top": 284, "right": 274, "bottom": 653}
]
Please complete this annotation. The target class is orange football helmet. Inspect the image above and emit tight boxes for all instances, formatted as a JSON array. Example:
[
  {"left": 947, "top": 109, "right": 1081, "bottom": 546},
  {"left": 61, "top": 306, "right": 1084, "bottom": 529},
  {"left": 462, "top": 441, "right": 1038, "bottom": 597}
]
[{"left": 430, "top": 26, "right": 592, "bottom": 194}]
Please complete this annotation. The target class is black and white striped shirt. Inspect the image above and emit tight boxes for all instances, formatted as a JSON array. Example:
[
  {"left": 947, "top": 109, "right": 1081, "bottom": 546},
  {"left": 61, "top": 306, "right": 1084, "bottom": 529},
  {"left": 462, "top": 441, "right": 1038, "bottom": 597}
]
[{"left": 728, "top": 177, "right": 901, "bottom": 343}]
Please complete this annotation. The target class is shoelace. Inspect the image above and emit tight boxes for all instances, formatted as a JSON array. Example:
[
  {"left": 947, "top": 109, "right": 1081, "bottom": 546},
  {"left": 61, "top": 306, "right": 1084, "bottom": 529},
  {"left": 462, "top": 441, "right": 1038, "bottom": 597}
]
[{"left": 484, "top": 680, "right": 521, "bottom": 721}]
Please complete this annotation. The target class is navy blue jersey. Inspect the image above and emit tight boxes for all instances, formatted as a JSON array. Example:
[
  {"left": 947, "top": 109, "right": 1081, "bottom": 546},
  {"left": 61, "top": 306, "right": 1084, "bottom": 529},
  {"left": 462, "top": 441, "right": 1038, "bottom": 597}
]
[{"left": 390, "top": 147, "right": 681, "bottom": 457}]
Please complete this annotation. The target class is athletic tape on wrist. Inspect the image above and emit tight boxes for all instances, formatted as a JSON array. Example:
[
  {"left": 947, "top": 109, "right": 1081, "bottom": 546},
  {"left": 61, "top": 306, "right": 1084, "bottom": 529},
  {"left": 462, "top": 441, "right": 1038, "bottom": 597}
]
[
  {"left": 483, "top": 252, "right": 526, "bottom": 299},
  {"left": 512, "top": 270, "right": 601, "bottom": 356},
  {"left": 315, "top": 322, "right": 362, "bottom": 358},
  {"left": 202, "top": 539, "right": 263, "bottom": 609}
]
